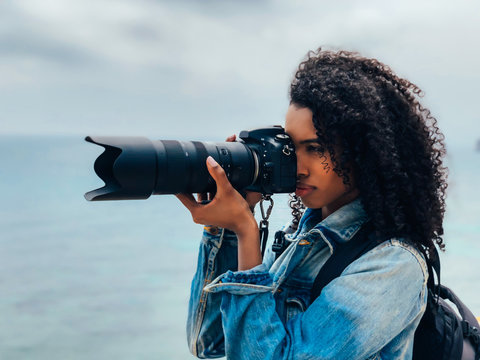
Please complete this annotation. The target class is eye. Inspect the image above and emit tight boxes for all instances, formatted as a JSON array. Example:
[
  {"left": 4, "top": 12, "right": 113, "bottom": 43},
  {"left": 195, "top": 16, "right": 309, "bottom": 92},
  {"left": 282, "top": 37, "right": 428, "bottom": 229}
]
[{"left": 306, "top": 145, "right": 324, "bottom": 153}]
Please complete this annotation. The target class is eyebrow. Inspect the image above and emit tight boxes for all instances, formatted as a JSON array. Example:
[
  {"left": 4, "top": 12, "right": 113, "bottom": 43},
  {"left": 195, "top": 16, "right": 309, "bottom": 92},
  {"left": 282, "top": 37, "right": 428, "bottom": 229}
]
[
  {"left": 299, "top": 138, "right": 321, "bottom": 144},
  {"left": 284, "top": 131, "right": 322, "bottom": 145}
]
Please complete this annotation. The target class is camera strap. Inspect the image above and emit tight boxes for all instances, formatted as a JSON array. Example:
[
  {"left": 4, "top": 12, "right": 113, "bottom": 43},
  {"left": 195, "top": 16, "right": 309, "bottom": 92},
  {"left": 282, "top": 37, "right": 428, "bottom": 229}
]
[{"left": 259, "top": 194, "right": 274, "bottom": 258}]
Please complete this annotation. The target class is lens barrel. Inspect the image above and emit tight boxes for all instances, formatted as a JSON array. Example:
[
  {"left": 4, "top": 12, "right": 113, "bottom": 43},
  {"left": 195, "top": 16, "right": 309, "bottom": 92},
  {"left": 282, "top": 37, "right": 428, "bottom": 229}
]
[{"left": 84, "top": 136, "right": 257, "bottom": 201}]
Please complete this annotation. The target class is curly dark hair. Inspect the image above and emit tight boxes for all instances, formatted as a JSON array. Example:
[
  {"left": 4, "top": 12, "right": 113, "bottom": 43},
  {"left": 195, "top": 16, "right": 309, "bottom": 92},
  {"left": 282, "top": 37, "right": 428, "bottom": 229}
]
[{"left": 288, "top": 48, "right": 448, "bottom": 255}]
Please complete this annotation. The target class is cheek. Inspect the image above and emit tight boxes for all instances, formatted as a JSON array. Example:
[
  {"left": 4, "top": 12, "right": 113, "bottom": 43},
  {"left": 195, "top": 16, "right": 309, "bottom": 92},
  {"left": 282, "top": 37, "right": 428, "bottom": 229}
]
[
  {"left": 319, "top": 173, "right": 346, "bottom": 194},
  {"left": 311, "top": 154, "right": 336, "bottom": 183},
  {"left": 316, "top": 154, "right": 334, "bottom": 175},
  {"left": 313, "top": 166, "right": 349, "bottom": 199}
]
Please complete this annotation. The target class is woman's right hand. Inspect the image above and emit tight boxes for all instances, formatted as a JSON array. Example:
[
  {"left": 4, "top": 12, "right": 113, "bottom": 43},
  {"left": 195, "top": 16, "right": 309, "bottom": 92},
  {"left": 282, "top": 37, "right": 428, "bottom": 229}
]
[{"left": 196, "top": 134, "right": 262, "bottom": 212}]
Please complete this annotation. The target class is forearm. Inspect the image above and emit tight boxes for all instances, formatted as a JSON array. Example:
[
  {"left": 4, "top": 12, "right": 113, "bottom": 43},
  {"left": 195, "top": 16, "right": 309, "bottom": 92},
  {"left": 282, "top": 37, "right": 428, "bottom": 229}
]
[{"left": 235, "top": 215, "right": 262, "bottom": 271}]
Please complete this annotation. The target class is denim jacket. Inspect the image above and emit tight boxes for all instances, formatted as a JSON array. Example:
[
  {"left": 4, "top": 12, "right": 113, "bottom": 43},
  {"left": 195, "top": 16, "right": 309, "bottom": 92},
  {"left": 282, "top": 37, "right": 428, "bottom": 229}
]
[{"left": 186, "top": 198, "right": 428, "bottom": 360}]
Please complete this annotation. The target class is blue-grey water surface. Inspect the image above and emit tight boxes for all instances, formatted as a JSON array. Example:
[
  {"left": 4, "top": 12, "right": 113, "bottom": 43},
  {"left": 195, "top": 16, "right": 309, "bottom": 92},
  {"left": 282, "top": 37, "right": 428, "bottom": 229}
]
[{"left": 0, "top": 135, "right": 479, "bottom": 359}]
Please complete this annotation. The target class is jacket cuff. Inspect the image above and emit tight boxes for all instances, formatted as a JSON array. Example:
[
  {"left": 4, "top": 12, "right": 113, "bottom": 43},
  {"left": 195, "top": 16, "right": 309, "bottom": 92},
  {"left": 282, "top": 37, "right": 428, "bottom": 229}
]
[
  {"left": 202, "top": 227, "right": 237, "bottom": 248},
  {"left": 203, "top": 263, "right": 274, "bottom": 295}
]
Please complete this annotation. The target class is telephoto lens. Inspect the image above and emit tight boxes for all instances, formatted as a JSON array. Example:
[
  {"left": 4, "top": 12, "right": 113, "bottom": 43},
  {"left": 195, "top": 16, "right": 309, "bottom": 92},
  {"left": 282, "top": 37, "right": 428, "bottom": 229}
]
[{"left": 84, "top": 126, "right": 297, "bottom": 201}]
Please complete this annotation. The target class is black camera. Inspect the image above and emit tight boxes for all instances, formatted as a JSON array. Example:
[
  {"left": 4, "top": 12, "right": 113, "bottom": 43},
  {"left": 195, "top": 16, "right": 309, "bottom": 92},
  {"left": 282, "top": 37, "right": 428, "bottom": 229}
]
[{"left": 84, "top": 126, "right": 297, "bottom": 201}]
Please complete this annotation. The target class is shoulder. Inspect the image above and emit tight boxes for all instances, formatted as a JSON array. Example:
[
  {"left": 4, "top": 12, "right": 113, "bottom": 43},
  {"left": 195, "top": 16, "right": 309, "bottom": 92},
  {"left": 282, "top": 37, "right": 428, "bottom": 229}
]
[
  {"left": 332, "top": 237, "right": 429, "bottom": 317},
  {"left": 340, "top": 238, "right": 429, "bottom": 302},
  {"left": 367, "top": 238, "right": 428, "bottom": 276}
]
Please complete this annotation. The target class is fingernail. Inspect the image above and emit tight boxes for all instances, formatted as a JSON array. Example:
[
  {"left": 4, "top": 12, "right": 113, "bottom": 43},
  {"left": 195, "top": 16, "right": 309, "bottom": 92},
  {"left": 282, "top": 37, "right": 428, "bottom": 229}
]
[{"left": 207, "top": 156, "right": 218, "bottom": 167}]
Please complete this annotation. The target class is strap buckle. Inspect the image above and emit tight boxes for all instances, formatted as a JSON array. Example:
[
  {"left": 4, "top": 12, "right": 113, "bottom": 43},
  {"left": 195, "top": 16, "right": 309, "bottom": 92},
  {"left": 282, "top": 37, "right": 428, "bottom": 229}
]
[
  {"left": 259, "top": 195, "right": 274, "bottom": 257},
  {"left": 462, "top": 321, "right": 480, "bottom": 344},
  {"left": 272, "top": 230, "right": 286, "bottom": 254}
]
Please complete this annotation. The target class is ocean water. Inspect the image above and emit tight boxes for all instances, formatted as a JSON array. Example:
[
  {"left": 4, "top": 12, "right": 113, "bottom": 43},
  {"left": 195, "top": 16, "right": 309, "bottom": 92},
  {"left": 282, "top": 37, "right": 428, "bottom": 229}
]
[{"left": 0, "top": 135, "right": 479, "bottom": 360}]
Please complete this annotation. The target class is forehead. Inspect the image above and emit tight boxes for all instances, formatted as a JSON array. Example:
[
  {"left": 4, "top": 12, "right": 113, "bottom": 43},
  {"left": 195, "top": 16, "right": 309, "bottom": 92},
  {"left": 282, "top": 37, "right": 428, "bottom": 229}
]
[{"left": 284, "top": 104, "right": 317, "bottom": 142}]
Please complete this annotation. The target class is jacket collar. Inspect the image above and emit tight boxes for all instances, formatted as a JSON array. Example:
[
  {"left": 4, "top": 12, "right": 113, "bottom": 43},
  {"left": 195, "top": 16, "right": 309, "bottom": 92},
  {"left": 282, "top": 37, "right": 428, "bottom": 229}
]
[{"left": 290, "top": 197, "right": 369, "bottom": 244}]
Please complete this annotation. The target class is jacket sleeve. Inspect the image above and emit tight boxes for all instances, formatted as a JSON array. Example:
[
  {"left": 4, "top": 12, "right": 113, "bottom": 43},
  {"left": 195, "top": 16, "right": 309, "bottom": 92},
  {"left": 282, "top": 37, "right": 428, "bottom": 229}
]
[
  {"left": 203, "top": 241, "right": 428, "bottom": 360},
  {"left": 186, "top": 226, "right": 238, "bottom": 358}
]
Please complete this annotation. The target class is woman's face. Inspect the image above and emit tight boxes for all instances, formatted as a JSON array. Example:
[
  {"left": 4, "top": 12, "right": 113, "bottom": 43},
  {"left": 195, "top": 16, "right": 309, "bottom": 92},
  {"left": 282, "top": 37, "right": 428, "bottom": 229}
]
[{"left": 284, "top": 104, "right": 359, "bottom": 218}]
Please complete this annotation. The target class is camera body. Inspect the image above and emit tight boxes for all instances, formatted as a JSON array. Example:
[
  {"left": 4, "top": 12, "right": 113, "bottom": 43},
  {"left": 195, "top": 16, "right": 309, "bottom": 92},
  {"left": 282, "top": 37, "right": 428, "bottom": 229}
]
[
  {"left": 238, "top": 126, "right": 296, "bottom": 194},
  {"left": 84, "top": 126, "right": 297, "bottom": 201}
]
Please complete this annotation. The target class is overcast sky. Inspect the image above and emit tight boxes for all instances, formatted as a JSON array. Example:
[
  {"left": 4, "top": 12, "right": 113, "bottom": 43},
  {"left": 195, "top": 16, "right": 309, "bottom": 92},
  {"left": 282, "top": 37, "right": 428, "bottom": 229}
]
[{"left": 1, "top": 0, "right": 479, "bottom": 148}]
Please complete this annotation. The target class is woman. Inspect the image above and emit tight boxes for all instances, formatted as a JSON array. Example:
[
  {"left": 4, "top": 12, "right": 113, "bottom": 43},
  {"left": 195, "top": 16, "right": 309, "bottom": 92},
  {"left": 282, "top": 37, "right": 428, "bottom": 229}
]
[{"left": 176, "top": 48, "right": 448, "bottom": 359}]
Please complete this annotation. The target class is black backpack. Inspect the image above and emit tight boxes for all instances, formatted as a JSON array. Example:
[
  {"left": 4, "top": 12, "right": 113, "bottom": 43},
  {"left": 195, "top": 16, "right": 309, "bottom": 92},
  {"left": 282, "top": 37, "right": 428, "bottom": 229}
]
[{"left": 273, "top": 223, "right": 480, "bottom": 359}]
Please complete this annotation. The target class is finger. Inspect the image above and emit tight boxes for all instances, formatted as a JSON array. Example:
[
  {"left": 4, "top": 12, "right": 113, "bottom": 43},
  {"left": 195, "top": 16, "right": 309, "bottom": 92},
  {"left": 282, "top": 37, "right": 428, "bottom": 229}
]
[
  {"left": 206, "top": 156, "right": 231, "bottom": 192},
  {"left": 176, "top": 193, "right": 199, "bottom": 211},
  {"left": 225, "top": 134, "right": 236, "bottom": 142}
]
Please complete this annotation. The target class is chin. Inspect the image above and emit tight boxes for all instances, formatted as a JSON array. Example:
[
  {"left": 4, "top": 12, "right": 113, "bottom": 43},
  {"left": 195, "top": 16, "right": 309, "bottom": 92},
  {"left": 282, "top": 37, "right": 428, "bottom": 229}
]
[{"left": 300, "top": 197, "right": 323, "bottom": 209}]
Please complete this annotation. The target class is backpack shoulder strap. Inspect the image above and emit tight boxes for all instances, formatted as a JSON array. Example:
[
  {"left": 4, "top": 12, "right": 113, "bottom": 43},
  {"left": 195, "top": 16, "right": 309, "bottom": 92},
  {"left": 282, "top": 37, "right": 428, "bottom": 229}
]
[
  {"left": 423, "top": 246, "right": 441, "bottom": 296},
  {"left": 310, "top": 221, "right": 380, "bottom": 303}
]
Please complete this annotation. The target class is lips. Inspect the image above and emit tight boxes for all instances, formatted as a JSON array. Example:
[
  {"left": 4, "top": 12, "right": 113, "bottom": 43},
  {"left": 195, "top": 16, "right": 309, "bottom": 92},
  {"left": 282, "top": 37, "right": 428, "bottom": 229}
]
[{"left": 295, "top": 183, "right": 316, "bottom": 197}]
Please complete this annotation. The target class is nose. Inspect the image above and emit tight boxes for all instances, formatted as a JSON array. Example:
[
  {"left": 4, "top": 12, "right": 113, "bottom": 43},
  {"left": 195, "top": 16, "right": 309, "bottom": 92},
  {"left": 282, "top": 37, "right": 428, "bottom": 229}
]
[{"left": 296, "top": 152, "right": 308, "bottom": 179}]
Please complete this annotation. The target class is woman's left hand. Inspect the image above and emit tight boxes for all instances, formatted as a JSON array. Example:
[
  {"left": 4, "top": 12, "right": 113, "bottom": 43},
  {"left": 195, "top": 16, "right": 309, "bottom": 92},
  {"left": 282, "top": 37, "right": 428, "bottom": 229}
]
[{"left": 176, "top": 156, "right": 258, "bottom": 237}]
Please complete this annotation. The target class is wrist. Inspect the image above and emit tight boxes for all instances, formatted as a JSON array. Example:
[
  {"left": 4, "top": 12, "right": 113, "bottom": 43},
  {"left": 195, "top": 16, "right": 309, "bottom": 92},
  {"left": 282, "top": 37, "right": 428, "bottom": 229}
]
[{"left": 233, "top": 213, "right": 258, "bottom": 239}]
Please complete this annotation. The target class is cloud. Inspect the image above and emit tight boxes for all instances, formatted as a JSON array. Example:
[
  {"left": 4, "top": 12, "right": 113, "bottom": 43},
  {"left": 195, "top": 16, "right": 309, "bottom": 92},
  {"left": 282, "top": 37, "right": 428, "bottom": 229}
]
[{"left": 0, "top": 0, "right": 479, "bottom": 146}]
